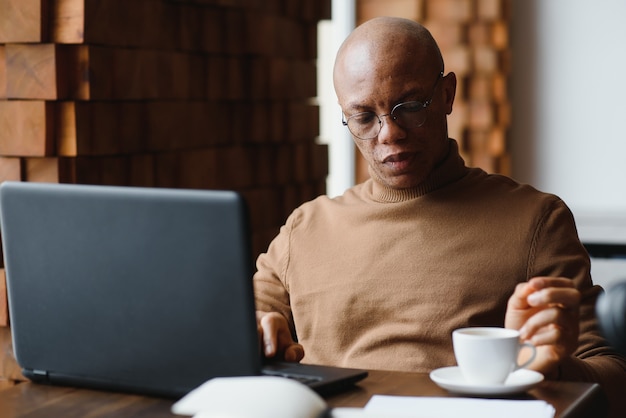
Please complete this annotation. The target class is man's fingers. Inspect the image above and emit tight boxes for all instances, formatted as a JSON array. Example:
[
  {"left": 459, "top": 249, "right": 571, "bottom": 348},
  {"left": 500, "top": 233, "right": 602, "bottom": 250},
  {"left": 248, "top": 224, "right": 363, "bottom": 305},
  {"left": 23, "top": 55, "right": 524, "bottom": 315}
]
[
  {"left": 527, "top": 286, "right": 581, "bottom": 309},
  {"left": 528, "top": 276, "right": 576, "bottom": 289},
  {"left": 258, "top": 312, "right": 284, "bottom": 356},
  {"left": 508, "top": 281, "right": 538, "bottom": 310},
  {"left": 256, "top": 311, "right": 304, "bottom": 361},
  {"left": 519, "top": 305, "right": 579, "bottom": 342},
  {"left": 506, "top": 277, "right": 581, "bottom": 374},
  {"left": 510, "top": 277, "right": 579, "bottom": 310},
  {"left": 525, "top": 326, "right": 563, "bottom": 347},
  {"left": 284, "top": 344, "right": 305, "bottom": 362}
]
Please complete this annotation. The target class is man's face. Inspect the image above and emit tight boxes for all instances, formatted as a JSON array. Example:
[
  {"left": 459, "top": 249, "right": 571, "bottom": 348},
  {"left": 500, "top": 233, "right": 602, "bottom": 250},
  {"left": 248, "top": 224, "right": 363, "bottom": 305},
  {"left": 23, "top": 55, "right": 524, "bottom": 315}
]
[{"left": 334, "top": 43, "right": 456, "bottom": 190}]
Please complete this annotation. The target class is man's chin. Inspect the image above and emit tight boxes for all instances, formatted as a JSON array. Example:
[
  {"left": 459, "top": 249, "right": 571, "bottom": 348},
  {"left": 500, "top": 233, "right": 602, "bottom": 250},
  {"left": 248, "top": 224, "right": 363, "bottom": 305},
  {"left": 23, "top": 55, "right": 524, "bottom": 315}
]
[{"left": 380, "top": 174, "right": 428, "bottom": 190}]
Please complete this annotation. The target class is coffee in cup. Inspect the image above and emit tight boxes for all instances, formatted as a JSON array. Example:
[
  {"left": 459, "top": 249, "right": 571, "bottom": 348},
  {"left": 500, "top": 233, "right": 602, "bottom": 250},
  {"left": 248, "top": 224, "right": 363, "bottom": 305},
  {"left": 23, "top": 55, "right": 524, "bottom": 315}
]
[{"left": 452, "top": 327, "right": 537, "bottom": 385}]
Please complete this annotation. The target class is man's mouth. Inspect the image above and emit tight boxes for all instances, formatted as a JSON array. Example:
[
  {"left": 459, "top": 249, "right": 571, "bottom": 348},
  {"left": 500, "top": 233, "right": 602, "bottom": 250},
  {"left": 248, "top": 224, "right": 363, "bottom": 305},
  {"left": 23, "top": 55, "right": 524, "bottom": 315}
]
[{"left": 382, "top": 152, "right": 413, "bottom": 165}]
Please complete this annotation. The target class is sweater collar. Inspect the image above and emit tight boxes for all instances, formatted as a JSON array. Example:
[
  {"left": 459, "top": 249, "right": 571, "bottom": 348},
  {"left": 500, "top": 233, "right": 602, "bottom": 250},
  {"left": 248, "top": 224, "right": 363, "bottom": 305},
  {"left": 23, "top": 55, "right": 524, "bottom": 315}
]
[{"left": 367, "top": 138, "right": 469, "bottom": 203}]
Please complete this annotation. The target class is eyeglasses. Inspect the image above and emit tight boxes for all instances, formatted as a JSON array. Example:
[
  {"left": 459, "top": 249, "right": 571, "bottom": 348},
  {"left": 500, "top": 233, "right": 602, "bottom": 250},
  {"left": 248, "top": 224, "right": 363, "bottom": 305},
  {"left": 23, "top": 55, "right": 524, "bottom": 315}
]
[{"left": 341, "top": 72, "right": 444, "bottom": 140}]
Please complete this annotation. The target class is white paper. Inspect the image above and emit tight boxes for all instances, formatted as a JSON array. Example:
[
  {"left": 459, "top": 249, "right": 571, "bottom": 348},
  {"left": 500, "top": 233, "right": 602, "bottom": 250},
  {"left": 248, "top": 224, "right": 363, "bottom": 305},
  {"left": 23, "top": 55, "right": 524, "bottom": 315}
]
[{"left": 365, "top": 395, "right": 555, "bottom": 418}]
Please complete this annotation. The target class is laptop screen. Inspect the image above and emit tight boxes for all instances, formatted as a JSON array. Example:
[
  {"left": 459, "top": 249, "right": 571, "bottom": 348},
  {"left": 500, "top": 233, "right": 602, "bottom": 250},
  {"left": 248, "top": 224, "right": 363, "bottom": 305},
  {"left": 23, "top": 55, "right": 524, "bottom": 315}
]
[{"left": 0, "top": 182, "right": 261, "bottom": 397}]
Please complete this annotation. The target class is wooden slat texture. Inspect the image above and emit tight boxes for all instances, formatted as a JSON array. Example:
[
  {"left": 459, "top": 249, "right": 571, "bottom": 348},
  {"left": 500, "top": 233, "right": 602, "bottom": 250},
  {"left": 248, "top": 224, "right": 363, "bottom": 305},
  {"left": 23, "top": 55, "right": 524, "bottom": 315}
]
[
  {"left": 468, "top": 100, "right": 494, "bottom": 130},
  {"left": 311, "top": 143, "right": 330, "bottom": 180},
  {"left": 199, "top": 7, "right": 224, "bottom": 53},
  {"left": 174, "top": 149, "right": 219, "bottom": 190},
  {"left": 49, "top": 0, "right": 331, "bottom": 51},
  {"left": 128, "top": 154, "right": 156, "bottom": 188},
  {"left": 6, "top": 44, "right": 58, "bottom": 100},
  {"left": 0, "top": 269, "right": 7, "bottom": 327},
  {"left": 65, "top": 156, "right": 128, "bottom": 186},
  {"left": 317, "top": 0, "right": 332, "bottom": 20},
  {"left": 17, "top": 149, "right": 315, "bottom": 190},
  {"left": 360, "top": 0, "right": 424, "bottom": 21},
  {"left": 52, "top": 0, "right": 175, "bottom": 49},
  {"left": 20, "top": 156, "right": 121, "bottom": 185},
  {"left": 477, "top": 0, "right": 504, "bottom": 20},
  {"left": 0, "top": 326, "right": 26, "bottom": 382},
  {"left": 0, "top": 157, "right": 21, "bottom": 182},
  {"left": 241, "top": 188, "right": 281, "bottom": 231},
  {"left": 51, "top": 0, "right": 84, "bottom": 44},
  {"left": 0, "top": 101, "right": 54, "bottom": 157},
  {"left": 53, "top": 100, "right": 324, "bottom": 158},
  {"left": 56, "top": 101, "right": 225, "bottom": 157},
  {"left": 473, "top": 45, "right": 499, "bottom": 73},
  {"left": 286, "top": 102, "right": 320, "bottom": 141},
  {"left": 0, "top": 0, "right": 47, "bottom": 43},
  {"left": 6, "top": 43, "right": 92, "bottom": 100},
  {"left": 3, "top": 0, "right": 333, "bottom": 49},
  {"left": 268, "top": 59, "right": 317, "bottom": 100},
  {"left": 6, "top": 44, "right": 210, "bottom": 100},
  {"left": 24, "top": 157, "right": 62, "bottom": 183},
  {"left": 492, "top": 20, "right": 508, "bottom": 49},
  {"left": 488, "top": 127, "right": 506, "bottom": 156},
  {"left": 424, "top": 20, "right": 463, "bottom": 49},
  {"left": 61, "top": 0, "right": 168, "bottom": 47},
  {"left": 444, "top": 46, "right": 471, "bottom": 76},
  {"left": 468, "top": 22, "right": 491, "bottom": 45},
  {"left": 0, "top": 46, "right": 6, "bottom": 99},
  {"left": 144, "top": 101, "right": 213, "bottom": 152},
  {"left": 426, "top": 0, "right": 472, "bottom": 21},
  {"left": 56, "top": 101, "right": 127, "bottom": 156}
]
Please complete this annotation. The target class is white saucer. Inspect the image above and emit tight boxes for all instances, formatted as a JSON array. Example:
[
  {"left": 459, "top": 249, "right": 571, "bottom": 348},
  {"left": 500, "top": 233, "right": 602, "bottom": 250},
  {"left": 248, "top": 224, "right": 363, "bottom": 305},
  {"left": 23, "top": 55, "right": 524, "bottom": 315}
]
[{"left": 429, "top": 367, "right": 544, "bottom": 396}]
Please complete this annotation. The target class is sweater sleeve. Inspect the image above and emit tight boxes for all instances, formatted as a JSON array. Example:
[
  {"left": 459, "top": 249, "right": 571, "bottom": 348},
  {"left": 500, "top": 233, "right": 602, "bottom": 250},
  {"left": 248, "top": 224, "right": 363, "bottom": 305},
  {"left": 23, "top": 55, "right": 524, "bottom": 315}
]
[
  {"left": 253, "top": 210, "right": 297, "bottom": 336},
  {"left": 529, "top": 197, "right": 626, "bottom": 418}
]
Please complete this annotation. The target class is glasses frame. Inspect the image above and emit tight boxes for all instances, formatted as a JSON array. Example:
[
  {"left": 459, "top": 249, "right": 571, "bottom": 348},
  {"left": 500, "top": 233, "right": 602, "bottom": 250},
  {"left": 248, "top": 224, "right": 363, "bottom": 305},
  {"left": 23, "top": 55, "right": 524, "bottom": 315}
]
[{"left": 342, "top": 71, "right": 445, "bottom": 140}]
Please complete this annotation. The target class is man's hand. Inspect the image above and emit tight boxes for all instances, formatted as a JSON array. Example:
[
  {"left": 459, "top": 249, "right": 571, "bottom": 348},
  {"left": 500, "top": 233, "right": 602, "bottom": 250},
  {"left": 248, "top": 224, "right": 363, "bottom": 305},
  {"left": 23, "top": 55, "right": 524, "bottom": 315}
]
[
  {"left": 256, "top": 311, "right": 304, "bottom": 362},
  {"left": 505, "top": 277, "right": 581, "bottom": 377}
]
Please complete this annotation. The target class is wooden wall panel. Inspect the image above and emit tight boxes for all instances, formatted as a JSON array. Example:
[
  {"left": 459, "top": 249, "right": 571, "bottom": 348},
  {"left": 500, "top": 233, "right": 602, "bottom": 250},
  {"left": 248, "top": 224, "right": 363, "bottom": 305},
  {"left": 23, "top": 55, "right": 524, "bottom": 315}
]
[
  {"left": 0, "top": 101, "right": 55, "bottom": 156},
  {"left": 0, "top": 0, "right": 48, "bottom": 43},
  {"left": 0, "top": 158, "right": 21, "bottom": 183},
  {"left": 0, "top": 46, "right": 6, "bottom": 99},
  {"left": 0, "top": 325, "right": 26, "bottom": 388},
  {"left": 0, "top": 269, "right": 6, "bottom": 327},
  {"left": 0, "top": 0, "right": 332, "bottom": 390}
]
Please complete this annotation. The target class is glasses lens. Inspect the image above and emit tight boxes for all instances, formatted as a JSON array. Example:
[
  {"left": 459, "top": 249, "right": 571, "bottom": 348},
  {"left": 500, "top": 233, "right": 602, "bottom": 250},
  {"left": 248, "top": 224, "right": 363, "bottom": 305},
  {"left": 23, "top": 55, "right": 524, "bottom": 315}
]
[
  {"left": 346, "top": 112, "right": 380, "bottom": 140},
  {"left": 392, "top": 101, "right": 427, "bottom": 129}
]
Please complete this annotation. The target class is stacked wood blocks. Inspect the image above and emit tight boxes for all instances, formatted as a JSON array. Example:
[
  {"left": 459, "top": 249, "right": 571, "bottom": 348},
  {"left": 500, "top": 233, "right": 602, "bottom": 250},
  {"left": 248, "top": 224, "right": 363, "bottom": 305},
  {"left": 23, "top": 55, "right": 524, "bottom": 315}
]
[
  {"left": 0, "top": 0, "right": 331, "bottom": 329},
  {"left": 356, "top": 0, "right": 511, "bottom": 181}
]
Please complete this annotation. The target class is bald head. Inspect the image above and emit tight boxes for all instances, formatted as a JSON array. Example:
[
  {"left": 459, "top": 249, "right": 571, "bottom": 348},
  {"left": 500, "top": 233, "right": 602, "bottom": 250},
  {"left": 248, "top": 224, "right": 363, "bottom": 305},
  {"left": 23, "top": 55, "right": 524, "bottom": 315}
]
[
  {"left": 333, "top": 17, "right": 444, "bottom": 99},
  {"left": 332, "top": 17, "right": 456, "bottom": 190}
]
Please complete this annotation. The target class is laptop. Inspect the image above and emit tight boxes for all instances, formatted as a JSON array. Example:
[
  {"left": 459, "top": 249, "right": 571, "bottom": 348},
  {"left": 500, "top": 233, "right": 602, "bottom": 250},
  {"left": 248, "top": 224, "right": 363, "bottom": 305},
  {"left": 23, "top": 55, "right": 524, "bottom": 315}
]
[{"left": 0, "top": 181, "right": 367, "bottom": 398}]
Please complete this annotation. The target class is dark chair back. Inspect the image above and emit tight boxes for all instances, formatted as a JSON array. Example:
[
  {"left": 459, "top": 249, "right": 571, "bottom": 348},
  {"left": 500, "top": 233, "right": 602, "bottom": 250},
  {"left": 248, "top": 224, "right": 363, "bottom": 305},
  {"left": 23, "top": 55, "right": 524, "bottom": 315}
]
[{"left": 597, "top": 281, "right": 626, "bottom": 357}]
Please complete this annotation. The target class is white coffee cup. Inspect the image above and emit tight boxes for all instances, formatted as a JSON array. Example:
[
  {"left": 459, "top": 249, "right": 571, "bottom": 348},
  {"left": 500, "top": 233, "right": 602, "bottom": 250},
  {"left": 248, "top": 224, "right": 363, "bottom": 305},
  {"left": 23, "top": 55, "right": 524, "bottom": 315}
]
[{"left": 452, "top": 327, "right": 537, "bottom": 385}]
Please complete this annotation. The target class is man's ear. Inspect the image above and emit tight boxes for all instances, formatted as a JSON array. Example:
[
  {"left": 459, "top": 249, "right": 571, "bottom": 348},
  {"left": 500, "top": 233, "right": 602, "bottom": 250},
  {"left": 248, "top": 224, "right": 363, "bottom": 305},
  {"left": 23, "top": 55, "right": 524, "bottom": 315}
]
[{"left": 442, "top": 72, "right": 457, "bottom": 115}]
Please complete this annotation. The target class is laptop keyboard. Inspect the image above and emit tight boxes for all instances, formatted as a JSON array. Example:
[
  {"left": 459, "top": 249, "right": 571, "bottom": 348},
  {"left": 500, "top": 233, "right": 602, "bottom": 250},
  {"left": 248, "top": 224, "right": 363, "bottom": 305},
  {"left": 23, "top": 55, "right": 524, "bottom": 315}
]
[
  {"left": 261, "top": 362, "right": 324, "bottom": 385},
  {"left": 261, "top": 369, "right": 323, "bottom": 385}
]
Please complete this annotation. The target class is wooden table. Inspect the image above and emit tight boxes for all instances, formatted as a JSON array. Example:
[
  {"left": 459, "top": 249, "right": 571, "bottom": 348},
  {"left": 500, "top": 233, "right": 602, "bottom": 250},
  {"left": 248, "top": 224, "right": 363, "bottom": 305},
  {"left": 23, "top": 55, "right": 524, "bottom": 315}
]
[{"left": 0, "top": 370, "right": 608, "bottom": 418}]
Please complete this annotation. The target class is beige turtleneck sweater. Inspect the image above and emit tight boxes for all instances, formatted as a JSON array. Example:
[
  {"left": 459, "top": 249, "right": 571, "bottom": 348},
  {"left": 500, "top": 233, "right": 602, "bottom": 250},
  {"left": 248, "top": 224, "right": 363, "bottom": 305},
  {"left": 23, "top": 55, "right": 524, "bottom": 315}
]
[{"left": 254, "top": 139, "right": 626, "bottom": 414}]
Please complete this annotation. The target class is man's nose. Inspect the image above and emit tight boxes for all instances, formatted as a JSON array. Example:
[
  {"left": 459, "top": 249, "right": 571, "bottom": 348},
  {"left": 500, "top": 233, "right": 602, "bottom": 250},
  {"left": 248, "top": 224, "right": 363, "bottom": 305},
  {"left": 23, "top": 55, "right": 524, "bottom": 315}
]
[{"left": 376, "top": 114, "right": 406, "bottom": 144}]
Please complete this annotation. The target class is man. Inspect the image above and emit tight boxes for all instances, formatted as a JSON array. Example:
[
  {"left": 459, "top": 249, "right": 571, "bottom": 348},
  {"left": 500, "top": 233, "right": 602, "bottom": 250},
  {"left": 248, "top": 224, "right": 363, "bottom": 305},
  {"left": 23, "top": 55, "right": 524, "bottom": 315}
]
[{"left": 254, "top": 16, "right": 626, "bottom": 416}]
